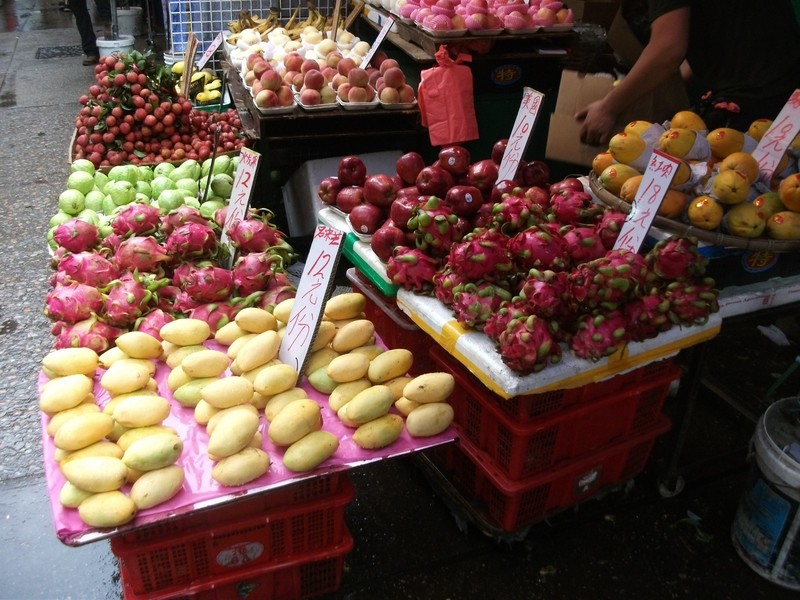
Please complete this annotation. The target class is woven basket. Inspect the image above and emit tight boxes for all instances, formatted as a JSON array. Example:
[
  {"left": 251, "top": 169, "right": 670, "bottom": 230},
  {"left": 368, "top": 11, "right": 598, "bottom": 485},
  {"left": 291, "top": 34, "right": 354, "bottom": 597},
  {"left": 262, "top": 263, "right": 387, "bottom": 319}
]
[{"left": 588, "top": 172, "right": 800, "bottom": 252}]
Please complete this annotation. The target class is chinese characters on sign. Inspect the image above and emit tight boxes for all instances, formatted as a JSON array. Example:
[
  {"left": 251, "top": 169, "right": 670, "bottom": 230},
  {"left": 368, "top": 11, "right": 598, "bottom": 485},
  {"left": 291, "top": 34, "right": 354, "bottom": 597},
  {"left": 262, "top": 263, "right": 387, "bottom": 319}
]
[
  {"left": 197, "top": 33, "right": 224, "bottom": 71},
  {"left": 496, "top": 87, "right": 545, "bottom": 182},
  {"left": 752, "top": 89, "right": 800, "bottom": 184},
  {"left": 278, "top": 226, "right": 344, "bottom": 372},
  {"left": 613, "top": 150, "right": 681, "bottom": 253},
  {"left": 220, "top": 147, "right": 261, "bottom": 265}
]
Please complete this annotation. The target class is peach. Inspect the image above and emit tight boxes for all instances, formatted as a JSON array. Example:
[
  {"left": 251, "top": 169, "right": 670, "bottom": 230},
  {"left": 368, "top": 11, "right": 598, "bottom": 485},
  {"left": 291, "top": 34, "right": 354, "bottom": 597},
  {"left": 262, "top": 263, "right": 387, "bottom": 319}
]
[
  {"left": 336, "top": 82, "right": 352, "bottom": 102},
  {"left": 379, "top": 86, "right": 400, "bottom": 104},
  {"left": 252, "top": 60, "right": 270, "bottom": 78},
  {"left": 330, "top": 73, "right": 348, "bottom": 90},
  {"left": 320, "top": 85, "right": 337, "bottom": 104},
  {"left": 379, "top": 58, "right": 401, "bottom": 75},
  {"left": 337, "top": 57, "right": 358, "bottom": 76},
  {"left": 251, "top": 79, "right": 263, "bottom": 96},
  {"left": 348, "top": 67, "right": 370, "bottom": 88},
  {"left": 244, "top": 70, "right": 257, "bottom": 87},
  {"left": 303, "top": 69, "right": 326, "bottom": 90},
  {"left": 292, "top": 71, "right": 304, "bottom": 89},
  {"left": 276, "top": 85, "right": 295, "bottom": 107},
  {"left": 254, "top": 89, "right": 279, "bottom": 109},
  {"left": 300, "top": 88, "right": 321, "bottom": 106},
  {"left": 283, "top": 70, "right": 299, "bottom": 86},
  {"left": 321, "top": 66, "right": 337, "bottom": 82},
  {"left": 382, "top": 66, "right": 406, "bottom": 89},
  {"left": 348, "top": 86, "right": 370, "bottom": 103},
  {"left": 283, "top": 52, "right": 304, "bottom": 73},
  {"left": 246, "top": 53, "right": 264, "bottom": 71},
  {"left": 301, "top": 58, "right": 321, "bottom": 74},
  {"left": 326, "top": 50, "right": 344, "bottom": 69},
  {"left": 398, "top": 84, "right": 416, "bottom": 103},
  {"left": 260, "top": 69, "right": 283, "bottom": 92}
]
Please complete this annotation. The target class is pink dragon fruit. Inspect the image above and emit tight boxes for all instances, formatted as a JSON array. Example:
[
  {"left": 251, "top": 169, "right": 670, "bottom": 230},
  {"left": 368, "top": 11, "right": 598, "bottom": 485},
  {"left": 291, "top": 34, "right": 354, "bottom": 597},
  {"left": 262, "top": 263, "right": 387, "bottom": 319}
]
[
  {"left": 570, "top": 309, "right": 629, "bottom": 361},
  {"left": 433, "top": 267, "right": 467, "bottom": 306},
  {"left": 497, "top": 314, "right": 562, "bottom": 374},
  {"left": 646, "top": 236, "right": 708, "bottom": 281},
  {"left": 491, "top": 193, "right": 542, "bottom": 234},
  {"left": 508, "top": 226, "right": 569, "bottom": 272},
  {"left": 233, "top": 252, "right": 279, "bottom": 296},
  {"left": 111, "top": 202, "right": 162, "bottom": 237},
  {"left": 160, "top": 205, "right": 210, "bottom": 236},
  {"left": 549, "top": 190, "right": 604, "bottom": 225},
  {"left": 188, "top": 292, "right": 263, "bottom": 331},
  {"left": 101, "top": 232, "right": 124, "bottom": 254},
  {"left": 562, "top": 226, "right": 607, "bottom": 266},
  {"left": 624, "top": 293, "right": 672, "bottom": 341},
  {"left": 51, "top": 314, "right": 124, "bottom": 352},
  {"left": 52, "top": 218, "right": 100, "bottom": 253},
  {"left": 568, "top": 249, "right": 651, "bottom": 313},
  {"left": 134, "top": 308, "right": 175, "bottom": 340},
  {"left": 227, "top": 219, "right": 284, "bottom": 253},
  {"left": 180, "top": 264, "right": 234, "bottom": 303},
  {"left": 664, "top": 278, "right": 719, "bottom": 326},
  {"left": 113, "top": 236, "right": 171, "bottom": 273},
  {"left": 44, "top": 282, "right": 104, "bottom": 323},
  {"left": 156, "top": 284, "right": 180, "bottom": 312},
  {"left": 451, "top": 281, "right": 513, "bottom": 330},
  {"left": 596, "top": 210, "right": 627, "bottom": 250},
  {"left": 257, "top": 271, "right": 297, "bottom": 312},
  {"left": 164, "top": 222, "right": 220, "bottom": 260},
  {"left": 407, "top": 196, "right": 467, "bottom": 257},
  {"left": 447, "top": 228, "right": 515, "bottom": 283},
  {"left": 104, "top": 272, "right": 165, "bottom": 327},
  {"left": 51, "top": 251, "right": 119, "bottom": 288},
  {"left": 482, "top": 300, "right": 528, "bottom": 343},
  {"left": 172, "top": 290, "right": 201, "bottom": 314},
  {"left": 514, "top": 269, "right": 569, "bottom": 319},
  {"left": 386, "top": 246, "right": 442, "bottom": 292}
]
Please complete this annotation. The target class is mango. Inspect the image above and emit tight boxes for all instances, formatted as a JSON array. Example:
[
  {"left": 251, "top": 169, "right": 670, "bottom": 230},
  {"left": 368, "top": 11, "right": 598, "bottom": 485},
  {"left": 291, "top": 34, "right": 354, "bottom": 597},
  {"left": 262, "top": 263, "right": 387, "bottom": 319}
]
[
  {"left": 348, "top": 344, "right": 385, "bottom": 361},
  {"left": 214, "top": 321, "right": 249, "bottom": 346},
  {"left": 310, "top": 320, "right": 337, "bottom": 352},
  {"left": 282, "top": 431, "right": 339, "bottom": 472},
  {"left": 327, "top": 352, "right": 370, "bottom": 383},
  {"left": 253, "top": 363, "right": 299, "bottom": 396},
  {"left": 234, "top": 330, "right": 281, "bottom": 372},
  {"left": 122, "top": 433, "right": 184, "bottom": 471},
  {"left": 40, "top": 373, "right": 94, "bottom": 414},
  {"left": 304, "top": 347, "right": 339, "bottom": 374},
  {"left": 384, "top": 375, "right": 415, "bottom": 401},
  {"left": 159, "top": 318, "right": 212, "bottom": 346},
  {"left": 61, "top": 456, "right": 128, "bottom": 492},
  {"left": 129, "top": 465, "right": 185, "bottom": 509},
  {"left": 114, "top": 331, "right": 163, "bottom": 359},
  {"left": 194, "top": 400, "right": 219, "bottom": 427},
  {"left": 59, "top": 481, "right": 94, "bottom": 508},
  {"left": 307, "top": 366, "right": 340, "bottom": 394},
  {"left": 78, "top": 490, "right": 137, "bottom": 527},
  {"left": 112, "top": 394, "right": 171, "bottom": 428},
  {"left": 268, "top": 399, "right": 322, "bottom": 446},
  {"left": 599, "top": 163, "right": 642, "bottom": 196},
  {"left": 271, "top": 298, "right": 295, "bottom": 324},
  {"left": 394, "top": 397, "right": 420, "bottom": 417},
  {"left": 58, "top": 440, "right": 123, "bottom": 466},
  {"left": 116, "top": 425, "right": 179, "bottom": 452},
  {"left": 165, "top": 344, "right": 207, "bottom": 369},
  {"left": 46, "top": 402, "right": 100, "bottom": 438},
  {"left": 98, "top": 346, "right": 127, "bottom": 369},
  {"left": 338, "top": 385, "right": 393, "bottom": 426},
  {"left": 41, "top": 347, "right": 99, "bottom": 377},
  {"left": 206, "top": 404, "right": 259, "bottom": 435},
  {"left": 211, "top": 447, "right": 270, "bottom": 486},
  {"left": 208, "top": 409, "right": 261, "bottom": 458},
  {"left": 166, "top": 365, "right": 192, "bottom": 392},
  {"left": 330, "top": 319, "right": 375, "bottom": 353},
  {"left": 406, "top": 403, "right": 455, "bottom": 437},
  {"left": 324, "top": 292, "right": 366, "bottom": 321},
  {"left": 173, "top": 377, "right": 222, "bottom": 408},
  {"left": 53, "top": 412, "right": 114, "bottom": 451},
  {"left": 226, "top": 332, "right": 258, "bottom": 359},
  {"left": 201, "top": 376, "right": 254, "bottom": 409},
  {"left": 403, "top": 372, "right": 456, "bottom": 404},
  {"left": 328, "top": 379, "right": 372, "bottom": 413},
  {"left": 767, "top": 211, "right": 800, "bottom": 240},
  {"left": 353, "top": 414, "right": 404, "bottom": 449},
  {"left": 367, "top": 348, "right": 414, "bottom": 384},
  {"left": 235, "top": 307, "right": 278, "bottom": 333},
  {"left": 100, "top": 360, "right": 152, "bottom": 396},
  {"left": 264, "top": 388, "right": 308, "bottom": 421},
  {"left": 181, "top": 349, "right": 230, "bottom": 378}
]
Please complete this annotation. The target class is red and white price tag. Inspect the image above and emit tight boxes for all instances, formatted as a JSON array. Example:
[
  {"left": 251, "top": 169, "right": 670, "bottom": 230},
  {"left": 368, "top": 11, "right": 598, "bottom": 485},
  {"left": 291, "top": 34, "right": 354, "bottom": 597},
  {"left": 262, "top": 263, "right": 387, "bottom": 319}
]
[
  {"left": 220, "top": 147, "right": 261, "bottom": 264},
  {"left": 278, "top": 225, "right": 345, "bottom": 373},
  {"left": 496, "top": 87, "right": 545, "bottom": 182},
  {"left": 613, "top": 150, "right": 681, "bottom": 253},
  {"left": 752, "top": 89, "right": 800, "bottom": 184},
  {"left": 361, "top": 16, "right": 395, "bottom": 67},
  {"left": 197, "top": 32, "right": 224, "bottom": 71}
]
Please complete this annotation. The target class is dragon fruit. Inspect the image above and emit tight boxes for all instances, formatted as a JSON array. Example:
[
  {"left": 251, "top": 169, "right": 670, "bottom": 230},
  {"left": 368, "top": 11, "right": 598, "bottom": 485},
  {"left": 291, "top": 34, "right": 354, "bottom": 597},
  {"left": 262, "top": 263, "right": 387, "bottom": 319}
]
[
  {"left": 189, "top": 292, "right": 263, "bottom": 331},
  {"left": 483, "top": 300, "right": 528, "bottom": 343},
  {"left": 51, "top": 251, "right": 119, "bottom": 288},
  {"left": 568, "top": 249, "right": 650, "bottom": 313},
  {"left": 101, "top": 232, "right": 124, "bottom": 254},
  {"left": 110, "top": 202, "right": 162, "bottom": 237},
  {"left": 156, "top": 284, "right": 180, "bottom": 312},
  {"left": 570, "top": 310, "right": 629, "bottom": 361},
  {"left": 433, "top": 267, "right": 467, "bottom": 306},
  {"left": 514, "top": 269, "right": 569, "bottom": 319},
  {"left": 232, "top": 252, "right": 279, "bottom": 296},
  {"left": 497, "top": 314, "right": 562, "bottom": 374},
  {"left": 407, "top": 196, "right": 467, "bottom": 257},
  {"left": 451, "top": 281, "right": 513, "bottom": 330},
  {"left": 227, "top": 219, "right": 284, "bottom": 253},
  {"left": 447, "top": 229, "right": 514, "bottom": 283},
  {"left": 508, "top": 226, "right": 569, "bottom": 272},
  {"left": 257, "top": 271, "right": 297, "bottom": 312},
  {"left": 44, "top": 282, "right": 104, "bottom": 323},
  {"left": 548, "top": 190, "right": 604, "bottom": 225},
  {"left": 386, "top": 246, "right": 442, "bottom": 292},
  {"left": 51, "top": 314, "right": 124, "bottom": 352},
  {"left": 113, "top": 236, "right": 171, "bottom": 273},
  {"left": 160, "top": 205, "right": 210, "bottom": 236},
  {"left": 646, "top": 236, "right": 708, "bottom": 281},
  {"left": 172, "top": 290, "right": 201, "bottom": 314},
  {"left": 663, "top": 278, "right": 719, "bottom": 326},
  {"left": 134, "top": 308, "right": 175, "bottom": 341},
  {"left": 491, "top": 193, "right": 542, "bottom": 234},
  {"left": 164, "top": 222, "right": 221, "bottom": 260},
  {"left": 52, "top": 218, "right": 100, "bottom": 253},
  {"left": 104, "top": 272, "right": 165, "bottom": 327},
  {"left": 596, "top": 210, "right": 627, "bottom": 250},
  {"left": 562, "top": 226, "right": 606, "bottom": 266},
  {"left": 624, "top": 293, "right": 672, "bottom": 341},
  {"left": 180, "top": 264, "right": 234, "bottom": 303}
]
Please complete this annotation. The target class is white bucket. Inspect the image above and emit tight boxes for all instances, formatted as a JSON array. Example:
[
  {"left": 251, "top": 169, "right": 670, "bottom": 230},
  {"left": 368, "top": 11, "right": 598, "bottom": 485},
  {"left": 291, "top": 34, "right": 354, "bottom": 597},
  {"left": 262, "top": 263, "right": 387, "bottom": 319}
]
[
  {"left": 116, "top": 7, "right": 143, "bottom": 37},
  {"left": 731, "top": 396, "right": 800, "bottom": 590},
  {"left": 97, "top": 34, "right": 135, "bottom": 58}
]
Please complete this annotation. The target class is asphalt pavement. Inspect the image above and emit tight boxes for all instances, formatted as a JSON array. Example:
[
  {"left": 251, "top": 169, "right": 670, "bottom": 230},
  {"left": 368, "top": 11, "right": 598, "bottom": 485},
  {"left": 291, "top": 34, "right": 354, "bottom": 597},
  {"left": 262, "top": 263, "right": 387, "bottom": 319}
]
[{"left": 0, "top": 2, "right": 798, "bottom": 599}]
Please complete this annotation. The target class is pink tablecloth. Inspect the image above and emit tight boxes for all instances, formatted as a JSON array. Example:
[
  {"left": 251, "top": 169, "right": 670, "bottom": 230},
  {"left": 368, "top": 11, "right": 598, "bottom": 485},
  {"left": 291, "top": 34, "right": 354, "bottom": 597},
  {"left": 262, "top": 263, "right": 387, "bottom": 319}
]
[{"left": 40, "top": 341, "right": 456, "bottom": 546}]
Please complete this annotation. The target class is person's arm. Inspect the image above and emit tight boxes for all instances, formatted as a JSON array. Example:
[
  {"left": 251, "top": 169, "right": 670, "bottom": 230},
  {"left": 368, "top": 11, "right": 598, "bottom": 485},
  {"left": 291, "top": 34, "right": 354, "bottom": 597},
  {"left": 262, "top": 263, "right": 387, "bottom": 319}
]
[{"left": 575, "top": 7, "right": 691, "bottom": 145}]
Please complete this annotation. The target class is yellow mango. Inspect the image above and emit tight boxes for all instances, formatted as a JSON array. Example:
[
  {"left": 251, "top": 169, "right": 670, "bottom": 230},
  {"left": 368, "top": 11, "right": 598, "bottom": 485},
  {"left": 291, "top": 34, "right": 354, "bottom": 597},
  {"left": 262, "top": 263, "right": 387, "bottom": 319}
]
[
  {"left": 100, "top": 360, "right": 152, "bottom": 396},
  {"left": 53, "top": 412, "right": 114, "bottom": 451},
  {"left": 226, "top": 332, "right": 258, "bottom": 359},
  {"left": 39, "top": 373, "right": 95, "bottom": 414},
  {"left": 61, "top": 456, "right": 128, "bottom": 492},
  {"left": 59, "top": 481, "right": 94, "bottom": 508},
  {"left": 78, "top": 490, "right": 137, "bottom": 527},
  {"left": 403, "top": 372, "right": 456, "bottom": 404},
  {"left": 327, "top": 352, "right": 370, "bottom": 383},
  {"left": 367, "top": 348, "right": 414, "bottom": 384},
  {"left": 253, "top": 363, "right": 299, "bottom": 396},
  {"left": 338, "top": 385, "right": 393, "bottom": 426},
  {"left": 353, "top": 414, "right": 405, "bottom": 449},
  {"left": 41, "top": 347, "right": 99, "bottom": 377},
  {"left": 330, "top": 319, "right": 376, "bottom": 353},
  {"left": 165, "top": 344, "right": 206, "bottom": 369},
  {"left": 116, "top": 425, "right": 179, "bottom": 452},
  {"left": 173, "top": 377, "right": 222, "bottom": 408},
  {"left": 46, "top": 402, "right": 100, "bottom": 438},
  {"left": 181, "top": 349, "right": 230, "bottom": 378},
  {"left": 112, "top": 394, "right": 171, "bottom": 428},
  {"left": 201, "top": 376, "right": 254, "bottom": 409},
  {"left": 235, "top": 330, "right": 281, "bottom": 372},
  {"left": 394, "top": 397, "right": 420, "bottom": 417},
  {"left": 114, "top": 331, "right": 163, "bottom": 359},
  {"left": 282, "top": 431, "right": 339, "bottom": 472},
  {"left": 212, "top": 447, "right": 271, "bottom": 486},
  {"left": 264, "top": 388, "right": 308, "bottom": 421},
  {"left": 310, "top": 320, "right": 337, "bottom": 352},
  {"left": 58, "top": 440, "right": 123, "bottom": 466},
  {"left": 307, "top": 367, "right": 339, "bottom": 394},
  {"left": 208, "top": 409, "right": 261, "bottom": 458},
  {"left": 214, "top": 321, "right": 249, "bottom": 346},
  {"left": 406, "top": 403, "right": 455, "bottom": 437},
  {"left": 122, "top": 433, "right": 183, "bottom": 471},
  {"left": 129, "top": 464, "right": 185, "bottom": 509},
  {"left": 268, "top": 399, "right": 322, "bottom": 446},
  {"left": 159, "top": 318, "right": 212, "bottom": 346},
  {"left": 328, "top": 378, "right": 372, "bottom": 413},
  {"left": 272, "top": 298, "right": 295, "bottom": 324},
  {"left": 235, "top": 307, "right": 278, "bottom": 333},
  {"left": 324, "top": 292, "right": 366, "bottom": 321},
  {"left": 206, "top": 404, "right": 259, "bottom": 435},
  {"left": 304, "top": 347, "right": 339, "bottom": 374}
]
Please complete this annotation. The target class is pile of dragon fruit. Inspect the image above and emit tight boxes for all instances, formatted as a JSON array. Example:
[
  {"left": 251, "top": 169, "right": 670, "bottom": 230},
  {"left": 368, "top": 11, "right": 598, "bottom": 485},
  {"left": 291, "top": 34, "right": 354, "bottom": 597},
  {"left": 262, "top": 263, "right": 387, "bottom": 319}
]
[
  {"left": 45, "top": 205, "right": 298, "bottom": 352},
  {"left": 327, "top": 143, "right": 720, "bottom": 375}
]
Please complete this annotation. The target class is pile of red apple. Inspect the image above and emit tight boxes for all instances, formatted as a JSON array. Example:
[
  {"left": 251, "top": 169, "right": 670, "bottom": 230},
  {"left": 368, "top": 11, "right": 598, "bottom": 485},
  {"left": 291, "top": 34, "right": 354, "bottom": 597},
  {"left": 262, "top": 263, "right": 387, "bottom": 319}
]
[{"left": 316, "top": 139, "right": 551, "bottom": 258}]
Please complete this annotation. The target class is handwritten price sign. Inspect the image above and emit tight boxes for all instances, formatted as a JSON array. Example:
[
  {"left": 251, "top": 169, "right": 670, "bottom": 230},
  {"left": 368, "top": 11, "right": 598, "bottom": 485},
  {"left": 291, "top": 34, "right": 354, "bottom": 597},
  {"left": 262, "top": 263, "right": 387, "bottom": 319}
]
[
  {"left": 613, "top": 150, "right": 681, "bottom": 253},
  {"left": 752, "top": 89, "right": 800, "bottom": 184},
  {"left": 197, "top": 32, "right": 223, "bottom": 71},
  {"left": 220, "top": 147, "right": 261, "bottom": 265},
  {"left": 278, "top": 225, "right": 345, "bottom": 373},
  {"left": 497, "top": 87, "right": 545, "bottom": 182}
]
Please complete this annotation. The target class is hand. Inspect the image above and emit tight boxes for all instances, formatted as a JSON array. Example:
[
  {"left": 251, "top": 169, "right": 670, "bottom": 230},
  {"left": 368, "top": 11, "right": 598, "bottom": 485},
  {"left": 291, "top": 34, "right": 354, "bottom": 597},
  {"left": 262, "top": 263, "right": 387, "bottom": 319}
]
[{"left": 575, "top": 99, "right": 618, "bottom": 147}]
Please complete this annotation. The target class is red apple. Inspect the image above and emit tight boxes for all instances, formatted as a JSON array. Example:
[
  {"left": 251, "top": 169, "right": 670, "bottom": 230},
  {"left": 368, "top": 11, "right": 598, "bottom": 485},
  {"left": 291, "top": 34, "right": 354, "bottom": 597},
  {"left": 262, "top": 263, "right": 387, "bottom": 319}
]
[
  {"left": 363, "top": 173, "right": 399, "bottom": 208},
  {"left": 335, "top": 185, "right": 365, "bottom": 213},
  {"left": 415, "top": 165, "right": 455, "bottom": 197},
  {"left": 396, "top": 151, "right": 426, "bottom": 185},
  {"left": 317, "top": 176, "right": 342, "bottom": 206},
  {"left": 466, "top": 159, "right": 499, "bottom": 193},
  {"left": 490, "top": 179, "right": 522, "bottom": 204},
  {"left": 438, "top": 145, "right": 471, "bottom": 176},
  {"left": 349, "top": 203, "right": 386, "bottom": 235},
  {"left": 370, "top": 220, "right": 407, "bottom": 262},
  {"left": 445, "top": 184, "right": 484, "bottom": 216},
  {"left": 523, "top": 185, "right": 551, "bottom": 212},
  {"left": 549, "top": 177, "right": 584, "bottom": 196},
  {"left": 519, "top": 159, "right": 551, "bottom": 188},
  {"left": 337, "top": 155, "right": 367, "bottom": 187},
  {"left": 390, "top": 194, "right": 423, "bottom": 229},
  {"left": 491, "top": 138, "right": 508, "bottom": 164}
]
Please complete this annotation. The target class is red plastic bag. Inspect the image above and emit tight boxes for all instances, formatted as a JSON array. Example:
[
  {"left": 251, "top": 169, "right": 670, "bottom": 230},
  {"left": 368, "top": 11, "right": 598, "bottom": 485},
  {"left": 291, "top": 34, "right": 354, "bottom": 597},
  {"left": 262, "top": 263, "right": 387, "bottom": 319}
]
[{"left": 417, "top": 46, "right": 479, "bottom": 147}]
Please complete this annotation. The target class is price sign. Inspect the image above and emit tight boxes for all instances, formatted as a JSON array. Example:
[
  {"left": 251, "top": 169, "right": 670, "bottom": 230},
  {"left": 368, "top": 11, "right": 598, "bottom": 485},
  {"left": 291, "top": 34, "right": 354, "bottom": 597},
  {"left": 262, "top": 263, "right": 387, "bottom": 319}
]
[
  {"left": 613, "top": 150, "right": 681, "bottom": 253},
  {"left": 278, "top": 225, "right": 345, "bottom": 373},
  {"left": 197, "top": 32, "right": 223, "bottom": 71},
  {"left": 220, "top": 147, "right": 261, "bottom": 265},
  {"left": 752, "top": 89, "right": 800, "bottom": 184},
  {"left": 497, "top": 87, "right": 545, "bottom": 182},
  {"left": 361, "top": 16, "right": 395, "bottom": 67}
]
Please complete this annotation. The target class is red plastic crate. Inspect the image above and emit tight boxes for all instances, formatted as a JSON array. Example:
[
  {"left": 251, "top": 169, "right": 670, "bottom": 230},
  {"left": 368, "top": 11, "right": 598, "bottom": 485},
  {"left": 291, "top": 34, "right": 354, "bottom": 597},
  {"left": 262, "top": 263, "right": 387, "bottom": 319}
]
[
  {"left": 430, "top": 343, "right": 680, "bottom": 423},
  {"left": 120, "top": 528, "right": 354, "bottom": 600},
  {"left": 112, "top": 477, "right": 354, "bottom": 598},
  {"left": 427, "top": 416, "right": 671, "bottom": 533},
  {"left": 347, "top": 267, "right": 431, "bottom": 374},
  {"left": 431, "top": 345, "right": 680, "bottom": 480}
]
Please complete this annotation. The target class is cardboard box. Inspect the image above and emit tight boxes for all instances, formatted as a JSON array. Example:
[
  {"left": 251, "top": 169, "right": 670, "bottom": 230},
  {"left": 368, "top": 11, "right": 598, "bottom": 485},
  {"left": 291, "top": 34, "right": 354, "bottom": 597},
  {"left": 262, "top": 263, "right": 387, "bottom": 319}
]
[
  {"left": 545, "top": 69, "right": 689, "bottom": 168},
  {"left": 570, "top": 1, "right": 621, "bottom": 31}
]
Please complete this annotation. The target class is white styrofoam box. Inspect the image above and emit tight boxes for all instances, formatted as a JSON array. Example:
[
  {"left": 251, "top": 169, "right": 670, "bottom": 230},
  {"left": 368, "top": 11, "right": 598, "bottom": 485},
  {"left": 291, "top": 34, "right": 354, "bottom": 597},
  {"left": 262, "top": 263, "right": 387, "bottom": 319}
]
[{"left": 281, "top": 150, "right": 402, "bottom": 237}]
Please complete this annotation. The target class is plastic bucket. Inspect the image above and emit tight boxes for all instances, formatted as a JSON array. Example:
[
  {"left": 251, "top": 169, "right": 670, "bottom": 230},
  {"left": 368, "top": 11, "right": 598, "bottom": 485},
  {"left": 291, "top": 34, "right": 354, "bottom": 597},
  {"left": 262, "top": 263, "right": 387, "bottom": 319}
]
[
  {"left": 116, "top": 7, "right": 143, "bottom": 37},
  {"left": 731, "top": 396, "right": 800, "bottom": 590},
  {"left": 97, "top": 35, "right": 135, "bottom": 58}
]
